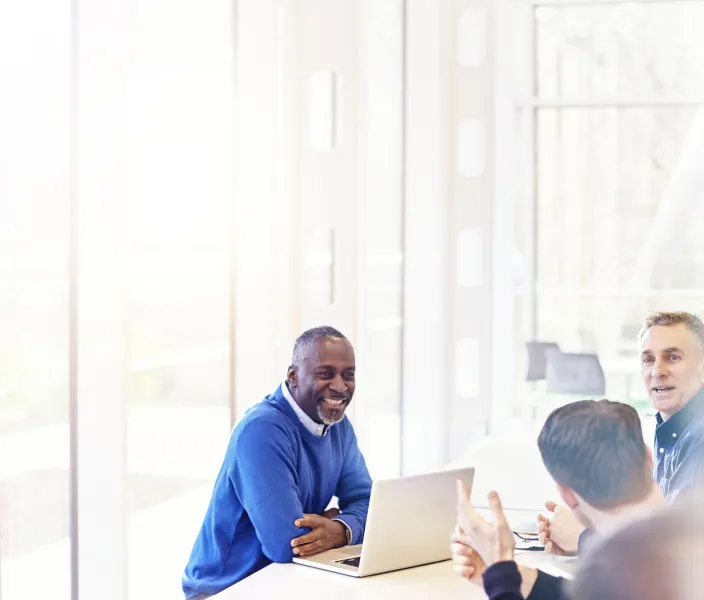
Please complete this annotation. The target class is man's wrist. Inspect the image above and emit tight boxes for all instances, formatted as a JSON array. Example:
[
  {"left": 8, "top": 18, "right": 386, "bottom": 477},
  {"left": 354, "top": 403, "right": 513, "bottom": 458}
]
[
  {"left": 331, "top": 518, "right": 352, "bottom": 546},
  {"left": 497, "top": 548, "right": 515, "bottom": 563}
]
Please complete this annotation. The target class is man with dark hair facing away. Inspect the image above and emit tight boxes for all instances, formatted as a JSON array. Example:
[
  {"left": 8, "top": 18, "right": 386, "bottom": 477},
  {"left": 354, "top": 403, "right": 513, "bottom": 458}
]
[{"left": 451, "top": 400, "right": 666, "bottom": 600}]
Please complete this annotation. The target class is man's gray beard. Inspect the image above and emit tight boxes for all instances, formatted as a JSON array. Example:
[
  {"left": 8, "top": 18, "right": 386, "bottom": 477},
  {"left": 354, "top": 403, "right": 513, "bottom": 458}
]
[{"left": 317, "top": 404, "right": 344, "bottom": 426}]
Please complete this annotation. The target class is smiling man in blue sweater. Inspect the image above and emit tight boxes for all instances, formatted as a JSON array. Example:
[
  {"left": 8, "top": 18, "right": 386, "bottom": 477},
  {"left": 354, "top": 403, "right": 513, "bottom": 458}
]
[{"left": 182, "top": 326, "right": 373, "bottom": 599}]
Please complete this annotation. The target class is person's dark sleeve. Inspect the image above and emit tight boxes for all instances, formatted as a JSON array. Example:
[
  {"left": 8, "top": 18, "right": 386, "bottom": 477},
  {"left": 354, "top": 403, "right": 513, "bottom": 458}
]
[
  {"left": 482, "top": 561, "right": 524, "bottom": 600},
  {"left": 526, "top": 570, "right": 565, "bottom": 600},
  {"left": 483, "top": 562, "right": 566, "bottom": 600}
]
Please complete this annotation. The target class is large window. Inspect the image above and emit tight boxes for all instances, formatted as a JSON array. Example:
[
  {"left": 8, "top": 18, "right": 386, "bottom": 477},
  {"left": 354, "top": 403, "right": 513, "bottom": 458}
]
[
  {"left": 0, "top": 3, "right": 72, "bottom": 600},
  {"left": 125, "top": 3, "right": 234, "bottom": 598},
  {"left": 524, "top": 0, "right": 704, "bottom": 409}
]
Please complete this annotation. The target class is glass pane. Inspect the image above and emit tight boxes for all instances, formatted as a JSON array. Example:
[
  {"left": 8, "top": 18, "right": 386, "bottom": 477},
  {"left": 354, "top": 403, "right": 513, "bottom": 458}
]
[
  {"left": 536, "top": 107, "right": 702, "bottom": 410},
  {"left": 536, "top": 2, "right": 704, "bottom": 98},
  {"left": 0, "top": 3, "right": 71, "bottom": 600},
  {"left": 126, "top": 3, "right": 234, "bottom": 599},
  {"left": 354, "top": 0, "right": 404, "bottom": 479}
]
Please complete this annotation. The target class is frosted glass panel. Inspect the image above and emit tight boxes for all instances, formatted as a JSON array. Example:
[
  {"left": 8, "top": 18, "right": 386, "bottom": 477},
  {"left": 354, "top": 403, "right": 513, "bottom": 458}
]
[
  {"left": 458, "top": 8, "right": 486, "bottom": 68},
  {"left": 457, "top": 229, "right": 483, "bottom": 288},
  {"left": 308, "top": 70, "right": 343, "bottom": 151},
  {"left": 456, "top": 338, "right": 479, "bottom": 399},
  {"left": 457, "top": 118, "right": 486, "bottom": 177}
]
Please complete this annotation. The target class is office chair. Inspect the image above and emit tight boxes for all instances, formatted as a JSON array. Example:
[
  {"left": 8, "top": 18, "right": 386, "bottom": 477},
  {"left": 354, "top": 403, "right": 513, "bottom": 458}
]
[
  {"left": 525, "top": 341, "right": 560, "bottom": 382},
  {"left": 545, "top": 349, "right": 606, "bottom": 397}
]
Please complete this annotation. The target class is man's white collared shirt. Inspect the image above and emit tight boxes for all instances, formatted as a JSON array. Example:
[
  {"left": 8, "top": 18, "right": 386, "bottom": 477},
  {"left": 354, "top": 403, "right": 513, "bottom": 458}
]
[{"left": 281, "top": 380, "right": 328, "bottom": 437}]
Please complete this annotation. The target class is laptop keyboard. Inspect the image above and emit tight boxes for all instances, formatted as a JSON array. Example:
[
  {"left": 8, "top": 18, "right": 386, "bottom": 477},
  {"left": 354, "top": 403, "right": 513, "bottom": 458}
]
[{"left": 335, "top": 556, "right": 361, "bottom": 567}]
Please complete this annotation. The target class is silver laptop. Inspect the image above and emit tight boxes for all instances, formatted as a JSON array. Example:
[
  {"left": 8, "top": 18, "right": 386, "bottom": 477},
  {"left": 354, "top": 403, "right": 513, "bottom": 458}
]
[{"left": 292, "top": 467, "right": 475, "bottom": 577}]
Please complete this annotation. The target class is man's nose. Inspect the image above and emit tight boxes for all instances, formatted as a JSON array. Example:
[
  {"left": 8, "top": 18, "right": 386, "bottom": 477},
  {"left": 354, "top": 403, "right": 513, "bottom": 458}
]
[
  {"left": 652, "top": 359, "right": 669, "bottom": 377},
  {"left": 329, "top": 374, "right": 347, "bottom": 394}
]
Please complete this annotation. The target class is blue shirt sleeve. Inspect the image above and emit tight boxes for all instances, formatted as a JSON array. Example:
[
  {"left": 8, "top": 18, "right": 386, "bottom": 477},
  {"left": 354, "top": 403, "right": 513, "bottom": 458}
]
[
  {"left": 229, "top": 418, "right": 309, "bottom": 563},
  {"left": 332, "top": 423, "right": 373, "bottom": 545}
]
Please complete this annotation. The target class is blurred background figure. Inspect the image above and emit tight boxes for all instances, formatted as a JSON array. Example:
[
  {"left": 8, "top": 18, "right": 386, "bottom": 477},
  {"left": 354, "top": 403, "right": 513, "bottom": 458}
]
[{"left": 571, "top": 499, "right": 704, "bottom": 600}]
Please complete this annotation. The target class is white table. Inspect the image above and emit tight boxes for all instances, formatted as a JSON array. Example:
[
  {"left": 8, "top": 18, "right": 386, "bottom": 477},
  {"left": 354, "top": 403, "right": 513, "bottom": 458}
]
[{"left": 212, "top": 552, "right": 577, "bottom": 599}]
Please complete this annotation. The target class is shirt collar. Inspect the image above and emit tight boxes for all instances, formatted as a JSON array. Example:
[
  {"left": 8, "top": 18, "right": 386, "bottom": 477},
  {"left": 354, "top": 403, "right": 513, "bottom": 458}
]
[
  {"left": 281, "top": 381, "right": 329, "bottom": 438},
  {"left": 655, "top": 385, "right": 704, "bottom": 431}
]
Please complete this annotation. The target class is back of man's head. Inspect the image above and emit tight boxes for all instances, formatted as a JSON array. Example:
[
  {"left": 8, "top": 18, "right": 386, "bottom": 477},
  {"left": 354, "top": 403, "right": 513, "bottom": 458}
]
[
  {"left": 537, "top": 400, "right": 651, "bottom": 510},
  {"left": 571, "top": 501, "right": 704, "bottom": 600}
]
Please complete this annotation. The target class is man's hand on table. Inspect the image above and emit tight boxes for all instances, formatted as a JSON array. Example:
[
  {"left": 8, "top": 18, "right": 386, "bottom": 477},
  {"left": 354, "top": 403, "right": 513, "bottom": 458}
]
[{"left": 290, "top": 514, "right": 348, "bottom": 557}]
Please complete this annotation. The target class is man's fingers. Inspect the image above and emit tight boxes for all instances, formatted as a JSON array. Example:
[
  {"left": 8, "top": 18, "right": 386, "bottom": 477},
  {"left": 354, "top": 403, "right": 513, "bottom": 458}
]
[
  {"left": 536, "top": 514, "right": 549, "bottom": 525},
  {"left": 538, "top": 532, "right": 548, "bottom": 546},
  {"left": 450, "top": 542, "right": 474, "bottom": 558},
  {"left": 452, "top": 553, "right": 473, "bottom": 567},
  {"left": 291, "top": 528, "right": 322, "bottom": 547},
  {"left": 294, "top": 538, "right": 325, "bottom": 557},
  {"left": 453, "top": 564, "right": 476, "bottom": 580},
  {"left": 544, "top": 501, "right": 558, "bottom": 513},
  {"left": 451, "top": 529, "right": 471, "bottom": 546},
  {"left": 457, "top": 479, "right": 472, "bottom": 503},
  {"left": 456, "top": 480, "right": 483, "bottom": 524},
  {"left": 487, "top": 490, "right": 510, "bottom": 529},
  {"left": 294, "top": 514, "right": 324, "bottom": 529},
  {"left": 297, "top": 542, "right": 323, "bottom": 557}
]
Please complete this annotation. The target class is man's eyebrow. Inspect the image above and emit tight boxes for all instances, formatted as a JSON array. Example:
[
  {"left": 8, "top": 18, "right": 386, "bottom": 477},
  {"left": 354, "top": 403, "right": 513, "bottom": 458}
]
[{"left": 640, "top": 347, "right": 684, "bottom": 356}]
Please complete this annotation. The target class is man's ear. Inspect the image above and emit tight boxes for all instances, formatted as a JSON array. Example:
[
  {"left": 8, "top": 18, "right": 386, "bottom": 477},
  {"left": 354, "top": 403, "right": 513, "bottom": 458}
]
[
  {"left": 556, "top": 483, "right": 579, "bottom": 511},
  {"left": 287, "top": 365, "right": 297, "bottom": 388}
]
